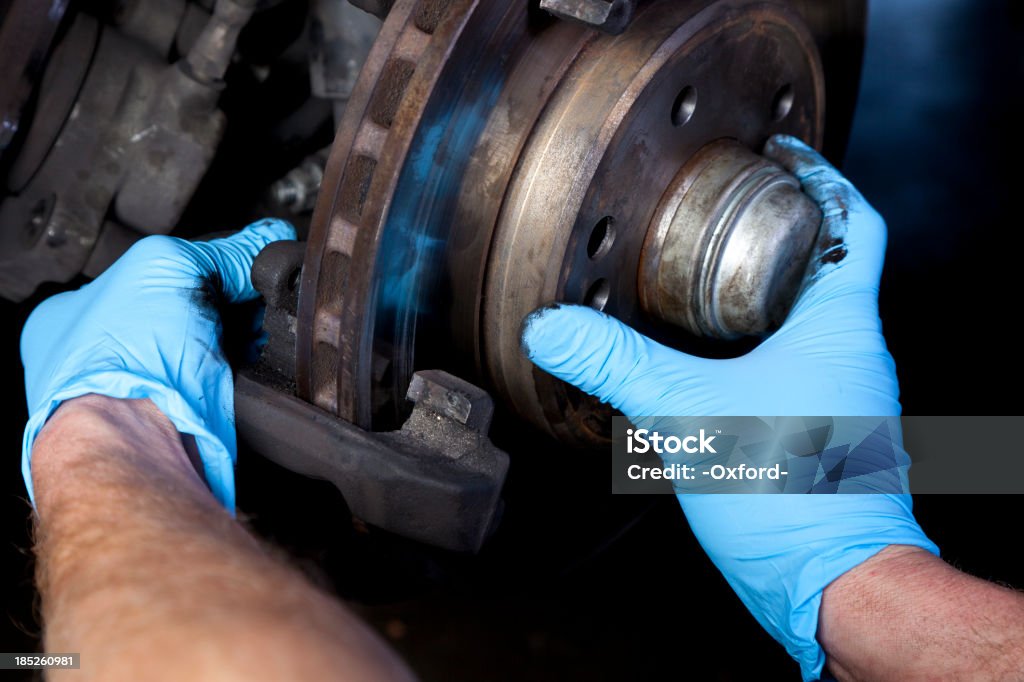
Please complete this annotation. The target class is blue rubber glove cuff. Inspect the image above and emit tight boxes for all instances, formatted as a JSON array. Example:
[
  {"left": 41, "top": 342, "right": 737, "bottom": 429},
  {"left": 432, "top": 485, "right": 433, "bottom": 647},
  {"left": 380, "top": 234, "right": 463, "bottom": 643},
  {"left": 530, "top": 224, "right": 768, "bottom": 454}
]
[
  {"left": 522, "top": 132, "right": 942, "bottom": 681},
  {"left": 524, "top": 304, "right": 940, "bottom": 680},
  {"left": 679, "top": 493, "right": 938, "bottom": 680},
  {"left": 21, "top": 373, "right": 237, "bottom": 510},
  {"left": 21, "top": 219, "right": 296, "bottom": 513}
]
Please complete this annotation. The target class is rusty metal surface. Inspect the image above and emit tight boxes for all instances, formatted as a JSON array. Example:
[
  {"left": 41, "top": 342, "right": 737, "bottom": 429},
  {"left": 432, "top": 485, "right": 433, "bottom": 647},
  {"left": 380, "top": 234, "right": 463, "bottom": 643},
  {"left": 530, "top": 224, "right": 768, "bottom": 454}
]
[
  {"left": 251, "top": 239, "right": 306, "bottom": 383},
  {"left": 446, "top": 19, "right": 594, "bottom": 378},
  {"left": 406, "top": 369, "right": 494, "bottom": 432},
  {"left": 299, "top": 0, "right": 566, "bottom": 429},
  {"left": 483, "top": 0, "right": 824, "bottom": 444},
  {"left": 299, "top": 0, "right": 858, "bottom": 444}
]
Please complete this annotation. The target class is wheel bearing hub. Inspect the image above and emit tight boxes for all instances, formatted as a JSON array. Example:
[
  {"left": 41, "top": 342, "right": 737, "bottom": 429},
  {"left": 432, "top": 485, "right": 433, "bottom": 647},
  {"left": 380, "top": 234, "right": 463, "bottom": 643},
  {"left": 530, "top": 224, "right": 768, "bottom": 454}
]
[{"left": 298, "top": 0, "right": 840, "bottom": 445}]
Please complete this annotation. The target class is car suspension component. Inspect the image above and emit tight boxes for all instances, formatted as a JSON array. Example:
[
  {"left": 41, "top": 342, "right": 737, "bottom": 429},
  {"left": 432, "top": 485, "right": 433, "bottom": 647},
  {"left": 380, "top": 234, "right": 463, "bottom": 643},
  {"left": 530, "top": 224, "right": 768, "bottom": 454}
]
[
  {"left": 297, "top": 0, "right": 862, "bottom": 444},
  {"left": 1, "top": 0, "right": 866, "bottom": 552},
  {"left": 238, "top": 0, "right": 865, "bottom": 551}
]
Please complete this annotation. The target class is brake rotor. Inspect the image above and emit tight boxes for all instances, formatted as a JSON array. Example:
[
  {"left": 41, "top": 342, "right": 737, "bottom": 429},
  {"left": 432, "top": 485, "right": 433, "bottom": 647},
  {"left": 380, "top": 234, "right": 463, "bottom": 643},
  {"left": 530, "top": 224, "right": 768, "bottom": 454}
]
[{"left": 298, "top": 0, "right": 863, "bottom": 444}]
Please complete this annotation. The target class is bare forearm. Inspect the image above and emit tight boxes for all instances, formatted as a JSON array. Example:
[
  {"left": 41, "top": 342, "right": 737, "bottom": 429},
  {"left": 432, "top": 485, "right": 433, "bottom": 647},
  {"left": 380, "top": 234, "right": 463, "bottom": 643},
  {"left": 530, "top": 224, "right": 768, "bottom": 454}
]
[
  {"left": 820, "top": 544, "right": 1024, "bottom": 681},
  {"left": 32, "top": 395, "right": 413, "bottom": 682}
]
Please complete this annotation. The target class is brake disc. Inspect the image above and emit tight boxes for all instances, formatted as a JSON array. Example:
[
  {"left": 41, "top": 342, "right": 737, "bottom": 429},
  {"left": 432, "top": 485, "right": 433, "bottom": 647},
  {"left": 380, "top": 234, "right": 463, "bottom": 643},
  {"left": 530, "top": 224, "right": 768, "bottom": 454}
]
[{"left": 298, "top": 0, "right": 865, "bottom": 444}]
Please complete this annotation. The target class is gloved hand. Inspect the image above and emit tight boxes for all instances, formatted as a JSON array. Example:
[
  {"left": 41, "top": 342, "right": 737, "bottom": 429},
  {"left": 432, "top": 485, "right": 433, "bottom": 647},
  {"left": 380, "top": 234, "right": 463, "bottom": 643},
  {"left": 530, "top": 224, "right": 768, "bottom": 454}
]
[
  {"left": 21, "top": 219, "right": 296, "bottom": 513},
  {"left": 522, "top": 135, "right": 938, "bottom": 680}
]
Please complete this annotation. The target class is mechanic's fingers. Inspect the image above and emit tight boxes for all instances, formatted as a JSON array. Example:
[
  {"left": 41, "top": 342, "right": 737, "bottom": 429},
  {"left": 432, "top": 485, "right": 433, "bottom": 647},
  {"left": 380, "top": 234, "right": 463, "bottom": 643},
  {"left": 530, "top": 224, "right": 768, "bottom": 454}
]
[
  {"left": 764, "top": 135, "right": 887, "bottom": 312},
  {"left": 763, "top": 135, "right": 858, "bottom": 202},
  {"left": 764, "top": 134, "right": 885, "bottom": 261},
  {"left": 521, "top": 304, "right": 705, "bottom": 416},
  {"left": 190, "top": 219, "right": 297, "bottom": 303}
]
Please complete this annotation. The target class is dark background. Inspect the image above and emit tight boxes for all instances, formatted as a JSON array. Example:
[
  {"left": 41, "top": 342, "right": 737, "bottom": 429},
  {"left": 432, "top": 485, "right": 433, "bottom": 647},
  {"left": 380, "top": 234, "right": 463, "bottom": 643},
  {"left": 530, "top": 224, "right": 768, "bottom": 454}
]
[{"left": 2, "top": 0, "right": 1023, "bottom": 679}]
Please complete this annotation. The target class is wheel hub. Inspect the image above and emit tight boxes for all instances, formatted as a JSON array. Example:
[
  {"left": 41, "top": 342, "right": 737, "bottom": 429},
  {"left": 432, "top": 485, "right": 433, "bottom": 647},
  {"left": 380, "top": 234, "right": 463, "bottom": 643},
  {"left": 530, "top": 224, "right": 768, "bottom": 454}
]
[{"left": 298, "top": 0, "right": 850, "bottom": 444}]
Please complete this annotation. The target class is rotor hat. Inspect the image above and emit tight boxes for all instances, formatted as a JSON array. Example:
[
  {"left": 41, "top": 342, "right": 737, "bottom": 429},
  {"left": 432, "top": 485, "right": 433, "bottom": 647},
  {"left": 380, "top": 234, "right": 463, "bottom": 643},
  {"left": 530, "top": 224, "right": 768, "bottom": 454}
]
[{"left": 639, "top": 140, "right": 823, "bottom": 339}]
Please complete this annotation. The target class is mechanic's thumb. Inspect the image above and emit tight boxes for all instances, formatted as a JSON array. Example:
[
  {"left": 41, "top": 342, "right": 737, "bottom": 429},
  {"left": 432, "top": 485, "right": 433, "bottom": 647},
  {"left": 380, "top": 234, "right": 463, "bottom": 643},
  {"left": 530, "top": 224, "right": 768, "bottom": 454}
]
[
  {"left": 522, "top": 304, "right": 703, "bottom": 416},
  {"left": 190, "top": 218, "right": 297, "bottom": 303}
]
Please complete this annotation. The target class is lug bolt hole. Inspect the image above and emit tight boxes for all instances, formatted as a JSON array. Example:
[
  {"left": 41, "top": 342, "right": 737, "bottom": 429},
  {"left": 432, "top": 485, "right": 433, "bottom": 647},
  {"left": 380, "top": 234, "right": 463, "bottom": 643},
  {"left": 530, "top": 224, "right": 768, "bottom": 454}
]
[
  {"left": 671, "top": 86, "right": 698, "bottom": 127},
  {"left": 583, "top": 278, "right": 611, "bottom": 311},
  {"left": 587, "top": 216, "right": 616, "bottom": 260},
  {"left": 772, "top": 84, "right": 794, "bottom": 122}
]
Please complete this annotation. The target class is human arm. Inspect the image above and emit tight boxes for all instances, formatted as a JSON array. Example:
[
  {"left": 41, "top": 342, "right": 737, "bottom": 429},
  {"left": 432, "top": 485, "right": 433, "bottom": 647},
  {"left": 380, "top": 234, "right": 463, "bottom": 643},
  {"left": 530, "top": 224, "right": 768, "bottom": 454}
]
[
  {"left": 21, "top": 222, "right": 415, "bottom": 680},
  {"left": 521, "top": 135, "right": 1024, "bottom": 679},
  {"left": 32, "top": 394, "right": 415, "bottom": 682},
  {"left": 819, "top": 545, "right": 1024, "bottom": 681}
]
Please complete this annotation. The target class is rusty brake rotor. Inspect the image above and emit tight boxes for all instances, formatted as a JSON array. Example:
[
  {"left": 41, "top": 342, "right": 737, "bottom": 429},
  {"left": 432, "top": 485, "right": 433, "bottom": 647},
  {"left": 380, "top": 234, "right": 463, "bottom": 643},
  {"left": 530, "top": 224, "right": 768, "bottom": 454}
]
[{"left": 297, "top": 0, "right": 864, "bottom": 444}]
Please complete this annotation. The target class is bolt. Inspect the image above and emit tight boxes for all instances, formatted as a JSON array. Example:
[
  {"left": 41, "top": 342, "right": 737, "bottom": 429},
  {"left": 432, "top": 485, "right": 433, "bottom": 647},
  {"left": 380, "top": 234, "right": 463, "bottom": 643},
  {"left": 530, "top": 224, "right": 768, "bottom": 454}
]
[
  {"left": 271, "top": 179, "right": 303, "bottom": 209},
  {"left": 270, "top": 155, "right": 326, "bottom": 215}
]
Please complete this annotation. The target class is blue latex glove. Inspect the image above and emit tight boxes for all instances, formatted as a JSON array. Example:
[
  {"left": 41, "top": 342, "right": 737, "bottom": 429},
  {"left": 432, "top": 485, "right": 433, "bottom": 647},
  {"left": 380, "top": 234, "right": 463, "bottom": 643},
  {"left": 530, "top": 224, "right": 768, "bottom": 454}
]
[
  {"left": 21, "top": 219, "right": 296, "bottom": 513},
  {"left": 522, "top": 135, "right": 938, "bottom": 680}
]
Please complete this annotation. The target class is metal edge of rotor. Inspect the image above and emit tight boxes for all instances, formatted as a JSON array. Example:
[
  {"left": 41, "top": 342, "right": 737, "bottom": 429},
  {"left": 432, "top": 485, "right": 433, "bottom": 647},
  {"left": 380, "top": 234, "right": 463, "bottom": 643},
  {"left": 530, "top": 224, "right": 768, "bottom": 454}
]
[
  {"left": 299, "top": 0, "right": 480, "bottom": 427},
  {"left": 297, "top": 0, "right": 422, "bottom": 416}
]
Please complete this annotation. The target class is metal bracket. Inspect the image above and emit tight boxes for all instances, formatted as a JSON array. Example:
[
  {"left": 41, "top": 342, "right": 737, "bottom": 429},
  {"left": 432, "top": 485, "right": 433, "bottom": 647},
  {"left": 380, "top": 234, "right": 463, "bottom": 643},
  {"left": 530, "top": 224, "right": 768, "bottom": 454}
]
[
  {"left": 238, "top": 242, "right": 509, "bottom": 553},
  {"left": 235, "top": 370, "right": 508, "bottom": 553}
]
